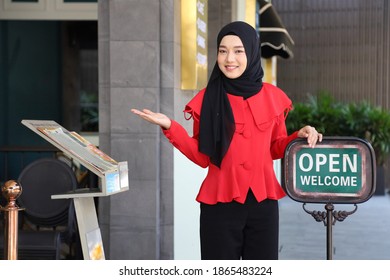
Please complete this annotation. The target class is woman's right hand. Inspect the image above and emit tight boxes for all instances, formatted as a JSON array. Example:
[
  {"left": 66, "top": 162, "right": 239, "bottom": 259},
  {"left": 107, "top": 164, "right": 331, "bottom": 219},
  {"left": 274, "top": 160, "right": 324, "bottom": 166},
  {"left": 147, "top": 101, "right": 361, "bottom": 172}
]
[{"left": 131, "top": 108, "right": 172, "bottom": 130}]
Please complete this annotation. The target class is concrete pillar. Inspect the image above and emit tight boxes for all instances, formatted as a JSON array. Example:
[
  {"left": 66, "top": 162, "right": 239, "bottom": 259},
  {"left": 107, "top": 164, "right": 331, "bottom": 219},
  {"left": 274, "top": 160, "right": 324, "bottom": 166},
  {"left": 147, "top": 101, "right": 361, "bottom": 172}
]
[{"left": 98, "top": 0, "right": 175, "bottom": 260}]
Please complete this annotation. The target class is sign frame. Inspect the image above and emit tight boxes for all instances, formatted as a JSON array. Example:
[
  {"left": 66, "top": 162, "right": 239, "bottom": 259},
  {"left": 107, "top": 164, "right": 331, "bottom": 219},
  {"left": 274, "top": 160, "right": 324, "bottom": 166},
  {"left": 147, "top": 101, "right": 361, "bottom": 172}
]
[{"left": 283, "top": 136, "right": 376, "bottom": 204}]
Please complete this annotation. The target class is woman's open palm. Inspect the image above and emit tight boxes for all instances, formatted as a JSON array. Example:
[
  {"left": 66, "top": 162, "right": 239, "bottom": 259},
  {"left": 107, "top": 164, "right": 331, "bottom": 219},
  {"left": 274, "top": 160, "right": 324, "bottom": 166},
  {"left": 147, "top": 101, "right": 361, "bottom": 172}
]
[{"left": 131, "top": 108, "right": 171, "bottom": 130}]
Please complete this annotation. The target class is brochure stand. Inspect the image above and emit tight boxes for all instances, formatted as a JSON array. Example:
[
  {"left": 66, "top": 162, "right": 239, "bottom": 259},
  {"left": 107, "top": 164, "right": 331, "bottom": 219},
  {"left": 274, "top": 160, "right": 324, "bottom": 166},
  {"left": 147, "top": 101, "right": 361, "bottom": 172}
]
[{"left": 21, "top": 120, "right": 129, "bottom": 260}]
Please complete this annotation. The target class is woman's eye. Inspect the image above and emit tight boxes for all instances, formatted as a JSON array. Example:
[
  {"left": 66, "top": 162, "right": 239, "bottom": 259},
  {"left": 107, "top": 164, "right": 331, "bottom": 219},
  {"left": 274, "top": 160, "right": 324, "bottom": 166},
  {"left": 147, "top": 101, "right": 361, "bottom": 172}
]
[{"left": 218, "top": 49, "right": 226, "bottom": 54}]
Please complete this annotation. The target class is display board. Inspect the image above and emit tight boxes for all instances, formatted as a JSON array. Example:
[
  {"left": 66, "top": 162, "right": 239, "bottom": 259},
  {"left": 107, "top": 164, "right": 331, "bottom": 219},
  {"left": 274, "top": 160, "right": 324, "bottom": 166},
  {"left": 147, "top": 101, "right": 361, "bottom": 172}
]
[
  {"left": 21, "top": 119, "right": 129, "bottom": 197},
  {"left": 22, "top": 119, "right": 130, "bottom": 260}
]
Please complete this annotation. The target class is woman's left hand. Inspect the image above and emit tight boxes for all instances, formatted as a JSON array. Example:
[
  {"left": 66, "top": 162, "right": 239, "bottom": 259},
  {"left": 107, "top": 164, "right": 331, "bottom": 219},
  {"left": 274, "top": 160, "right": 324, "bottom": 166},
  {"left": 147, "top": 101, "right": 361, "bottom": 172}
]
[{"left": 298, "top": 125, "right": 323, "bottom": 148}]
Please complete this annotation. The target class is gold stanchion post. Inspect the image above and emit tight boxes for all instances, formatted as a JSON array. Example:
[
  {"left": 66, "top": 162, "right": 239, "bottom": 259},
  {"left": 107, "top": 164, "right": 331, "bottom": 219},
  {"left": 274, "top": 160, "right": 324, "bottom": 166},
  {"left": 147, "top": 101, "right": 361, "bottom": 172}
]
[{"left": 1, "top": 180, "right": 23, "bottom": 260}]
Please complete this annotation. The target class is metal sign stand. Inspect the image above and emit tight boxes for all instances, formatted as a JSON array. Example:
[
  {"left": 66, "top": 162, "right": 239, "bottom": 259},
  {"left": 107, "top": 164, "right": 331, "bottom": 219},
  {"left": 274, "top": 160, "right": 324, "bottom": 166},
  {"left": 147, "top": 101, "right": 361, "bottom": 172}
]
[
  {"left": 283, "top": 137, "right": 376, "bottom": 260},
  {"left": 302, "top": 202, "right": 358, "bottom": 260}
]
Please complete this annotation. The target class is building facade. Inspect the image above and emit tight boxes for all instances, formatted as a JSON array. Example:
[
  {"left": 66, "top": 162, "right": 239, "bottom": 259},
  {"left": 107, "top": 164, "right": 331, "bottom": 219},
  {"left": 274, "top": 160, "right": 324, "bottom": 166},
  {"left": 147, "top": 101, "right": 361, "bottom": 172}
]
[{"left": 0, "top": 0, "right": 389, "bottom": 260}]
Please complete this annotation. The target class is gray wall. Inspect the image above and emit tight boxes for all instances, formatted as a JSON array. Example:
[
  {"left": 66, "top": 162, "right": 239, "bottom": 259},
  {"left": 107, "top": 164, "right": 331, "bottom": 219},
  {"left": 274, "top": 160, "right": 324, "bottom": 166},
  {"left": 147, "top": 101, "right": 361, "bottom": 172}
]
[{"left": 98, "top": 0, "right": 174, "bottom": 259}]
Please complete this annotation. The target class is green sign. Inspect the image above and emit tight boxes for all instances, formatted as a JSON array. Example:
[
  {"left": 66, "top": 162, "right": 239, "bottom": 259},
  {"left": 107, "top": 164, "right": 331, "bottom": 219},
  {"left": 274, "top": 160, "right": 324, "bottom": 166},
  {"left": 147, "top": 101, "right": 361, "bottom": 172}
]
[
  {"left": 295, "top": 147, "right": 362, "bottom": 194},
  {"left": 283, "top": 137, "right": 376, "bottom": 204}
]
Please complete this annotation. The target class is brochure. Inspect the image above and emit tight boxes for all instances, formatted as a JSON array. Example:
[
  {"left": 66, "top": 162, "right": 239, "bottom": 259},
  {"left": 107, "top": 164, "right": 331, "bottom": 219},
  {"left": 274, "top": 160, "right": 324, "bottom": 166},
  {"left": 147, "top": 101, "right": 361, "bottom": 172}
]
[{"left": 21, "top": 120, "right": 129, "bottom": 196}]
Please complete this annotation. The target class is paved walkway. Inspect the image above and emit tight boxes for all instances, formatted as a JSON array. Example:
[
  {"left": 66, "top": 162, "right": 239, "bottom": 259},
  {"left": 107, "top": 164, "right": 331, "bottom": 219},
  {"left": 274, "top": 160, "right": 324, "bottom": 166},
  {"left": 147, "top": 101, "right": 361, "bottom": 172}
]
[{"left": 279, "top": 192, "right": 390, "bottom": 260}]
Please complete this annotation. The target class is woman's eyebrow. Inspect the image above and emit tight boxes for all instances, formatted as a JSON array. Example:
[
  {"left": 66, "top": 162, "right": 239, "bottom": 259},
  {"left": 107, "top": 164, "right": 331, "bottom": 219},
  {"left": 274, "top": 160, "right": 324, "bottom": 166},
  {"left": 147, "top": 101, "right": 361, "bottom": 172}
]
[{"left": 218, "top": 45, "right": 244, "bottom": 49}]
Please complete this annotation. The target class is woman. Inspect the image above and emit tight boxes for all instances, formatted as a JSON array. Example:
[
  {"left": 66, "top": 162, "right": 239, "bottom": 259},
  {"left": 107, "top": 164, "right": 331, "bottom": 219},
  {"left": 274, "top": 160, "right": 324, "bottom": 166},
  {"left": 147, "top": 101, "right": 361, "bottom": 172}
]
[{"left": 132, "top": 21, "right": 322, "bottom": 260}]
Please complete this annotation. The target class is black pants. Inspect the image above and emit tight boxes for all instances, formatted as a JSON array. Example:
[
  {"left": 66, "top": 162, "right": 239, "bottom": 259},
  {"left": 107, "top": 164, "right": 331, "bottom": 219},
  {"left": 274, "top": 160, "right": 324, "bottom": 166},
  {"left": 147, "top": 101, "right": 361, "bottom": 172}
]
[{"left": 200, "top": 190, "right": 279, "bottom": 260}]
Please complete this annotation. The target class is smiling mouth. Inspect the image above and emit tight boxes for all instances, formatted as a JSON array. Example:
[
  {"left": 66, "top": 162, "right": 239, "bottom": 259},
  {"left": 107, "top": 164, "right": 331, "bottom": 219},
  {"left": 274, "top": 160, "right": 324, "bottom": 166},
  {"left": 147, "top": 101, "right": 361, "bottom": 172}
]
[{"left": 225, "top": 66, "right": 238, "bottom": 71}]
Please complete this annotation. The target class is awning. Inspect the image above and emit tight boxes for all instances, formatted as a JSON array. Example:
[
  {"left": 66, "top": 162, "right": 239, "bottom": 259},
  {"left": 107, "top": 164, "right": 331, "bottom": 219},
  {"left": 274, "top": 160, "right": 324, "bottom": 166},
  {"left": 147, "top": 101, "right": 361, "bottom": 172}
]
[{"left": 258, "top": 0, "right": 294, "bottom": 59}]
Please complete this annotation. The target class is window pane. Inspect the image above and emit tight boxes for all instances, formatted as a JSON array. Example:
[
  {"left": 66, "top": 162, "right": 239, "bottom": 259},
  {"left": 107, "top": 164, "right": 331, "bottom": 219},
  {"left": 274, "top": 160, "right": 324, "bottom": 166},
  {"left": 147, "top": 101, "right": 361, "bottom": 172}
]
[{"left": 80, "top": 49, "right": 98, "bottom": 132}]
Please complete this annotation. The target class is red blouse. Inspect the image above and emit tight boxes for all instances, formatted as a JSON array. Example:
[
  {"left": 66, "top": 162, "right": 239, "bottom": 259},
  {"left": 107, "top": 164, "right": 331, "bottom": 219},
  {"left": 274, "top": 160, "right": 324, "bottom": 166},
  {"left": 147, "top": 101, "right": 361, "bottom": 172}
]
[{"left": 163, "top": 83, "right": 299, "bottom": 204}]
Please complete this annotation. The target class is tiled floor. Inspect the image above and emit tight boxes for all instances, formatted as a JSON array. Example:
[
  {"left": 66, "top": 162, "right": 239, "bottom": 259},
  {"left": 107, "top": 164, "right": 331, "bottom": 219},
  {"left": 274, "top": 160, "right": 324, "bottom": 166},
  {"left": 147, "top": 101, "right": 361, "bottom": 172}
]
[{"left": 279, "top": 192, "right": 390, "bottom": 260}]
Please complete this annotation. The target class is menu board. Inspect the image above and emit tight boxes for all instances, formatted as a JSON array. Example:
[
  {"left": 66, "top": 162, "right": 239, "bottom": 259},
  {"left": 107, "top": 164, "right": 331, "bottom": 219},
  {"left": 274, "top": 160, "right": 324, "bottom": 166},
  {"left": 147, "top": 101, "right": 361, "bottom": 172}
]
[{"left": 21, "top": 119, "right": 129, "bottom": 196}]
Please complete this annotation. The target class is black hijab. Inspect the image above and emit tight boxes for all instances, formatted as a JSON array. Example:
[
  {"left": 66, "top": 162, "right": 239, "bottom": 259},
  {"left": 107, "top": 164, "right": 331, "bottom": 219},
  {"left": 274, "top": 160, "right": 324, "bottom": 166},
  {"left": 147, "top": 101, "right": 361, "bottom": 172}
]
[{"left": 199, "top": 21, "right": 264, "bottom": 168}]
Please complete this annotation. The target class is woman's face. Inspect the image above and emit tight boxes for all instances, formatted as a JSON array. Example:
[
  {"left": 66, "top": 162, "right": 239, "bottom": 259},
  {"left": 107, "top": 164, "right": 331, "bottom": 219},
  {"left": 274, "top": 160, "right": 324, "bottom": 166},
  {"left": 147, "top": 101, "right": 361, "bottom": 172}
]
[{"left": 217, "top": 35, "right": 247, "bottom": 79}]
